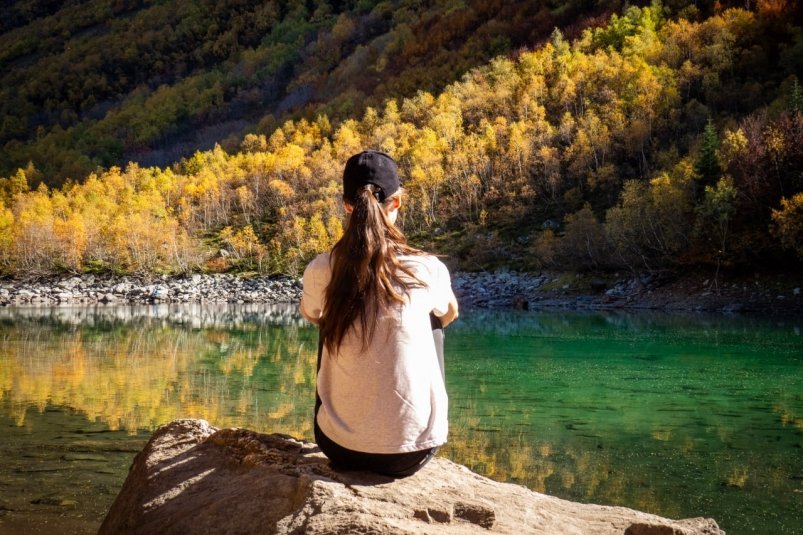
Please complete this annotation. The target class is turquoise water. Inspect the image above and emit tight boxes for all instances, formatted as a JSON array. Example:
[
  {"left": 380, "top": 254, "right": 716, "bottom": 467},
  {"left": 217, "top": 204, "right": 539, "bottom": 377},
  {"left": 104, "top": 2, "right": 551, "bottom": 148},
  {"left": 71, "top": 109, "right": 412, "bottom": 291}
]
[
  {"left": 446, "top": 311, "right": 802, "bottom": 534},
  {"left": 0, "top": 305, "right": 800, "bottom": 534}
]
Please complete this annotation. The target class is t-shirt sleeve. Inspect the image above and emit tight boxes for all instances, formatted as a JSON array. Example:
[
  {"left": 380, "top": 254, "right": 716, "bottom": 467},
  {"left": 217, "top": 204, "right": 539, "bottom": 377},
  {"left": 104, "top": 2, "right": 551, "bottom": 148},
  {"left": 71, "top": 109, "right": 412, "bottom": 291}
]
[
  {"left": 300, "top": 255, "right": 327, "bottom": 320},
  {"left": 429, "top": 258, "right": 455, "bottom": 317}
]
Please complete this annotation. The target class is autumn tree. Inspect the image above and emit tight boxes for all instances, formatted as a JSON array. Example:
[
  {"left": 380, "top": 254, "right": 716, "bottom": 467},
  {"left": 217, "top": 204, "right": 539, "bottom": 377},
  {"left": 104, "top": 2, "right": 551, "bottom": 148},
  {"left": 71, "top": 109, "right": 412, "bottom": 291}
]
[
  {"left": 559, "top": 204, "right": 610, "bottom": 271},
  {"left": 771, "top": 193, "right": 803, "bottom": 259}
]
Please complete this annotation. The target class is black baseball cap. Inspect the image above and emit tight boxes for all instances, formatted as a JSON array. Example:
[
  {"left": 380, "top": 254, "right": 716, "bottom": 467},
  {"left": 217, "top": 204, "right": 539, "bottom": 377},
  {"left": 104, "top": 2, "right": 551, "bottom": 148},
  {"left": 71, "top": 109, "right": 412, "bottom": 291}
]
[{"left": 343, "top": 150, "right": 400, "bottom": 203}]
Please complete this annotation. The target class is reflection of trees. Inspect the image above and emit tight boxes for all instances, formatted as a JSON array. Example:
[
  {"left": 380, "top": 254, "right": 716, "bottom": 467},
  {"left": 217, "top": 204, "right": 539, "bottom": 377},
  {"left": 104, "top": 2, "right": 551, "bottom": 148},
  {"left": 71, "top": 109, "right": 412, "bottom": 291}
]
[
  {"left": 0, "top": 305, "right": 318, "bottom": 438},
  {"left": 444, "top": 419, "right": 671, "bottom": 517},
  {"left": 445, "top": 398, "right": 800, "bottom": 524},
  {"left": 0, "top": 303, "right": 304, "bottom": 328}
]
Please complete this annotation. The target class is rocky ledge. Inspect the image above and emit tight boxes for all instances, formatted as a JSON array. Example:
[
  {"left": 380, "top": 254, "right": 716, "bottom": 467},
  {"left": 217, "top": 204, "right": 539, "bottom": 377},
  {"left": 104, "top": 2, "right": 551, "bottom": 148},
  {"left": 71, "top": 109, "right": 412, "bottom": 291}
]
[
  {"left": 0, "top": 273, "right": 301, "bottom": 306},
  {"left": 2, "top": 269, "right": 799, "bottom": 315},
  {"left": 99, "top": 419, "right": 724, "bottom": 535},
  {"left": 452, "top": 270, "right": 803, "bottom": 315}
]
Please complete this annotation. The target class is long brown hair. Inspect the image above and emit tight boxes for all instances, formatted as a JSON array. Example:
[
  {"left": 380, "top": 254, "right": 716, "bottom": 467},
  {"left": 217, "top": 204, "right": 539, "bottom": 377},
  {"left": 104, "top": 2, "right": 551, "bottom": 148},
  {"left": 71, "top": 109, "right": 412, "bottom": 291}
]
[{"left": 320, "top": 184, "right": 425, "bottom": 355}]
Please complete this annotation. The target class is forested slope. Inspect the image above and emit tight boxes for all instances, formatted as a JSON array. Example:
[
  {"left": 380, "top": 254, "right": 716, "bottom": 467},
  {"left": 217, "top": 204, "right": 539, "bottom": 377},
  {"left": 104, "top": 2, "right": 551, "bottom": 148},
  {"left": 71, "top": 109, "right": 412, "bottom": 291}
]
[
  {"left": 0, "top": 1, "right": 801, "bottom": 278},
  {"left": 0, "top": 0, "right": 633, "bottom": 185}
]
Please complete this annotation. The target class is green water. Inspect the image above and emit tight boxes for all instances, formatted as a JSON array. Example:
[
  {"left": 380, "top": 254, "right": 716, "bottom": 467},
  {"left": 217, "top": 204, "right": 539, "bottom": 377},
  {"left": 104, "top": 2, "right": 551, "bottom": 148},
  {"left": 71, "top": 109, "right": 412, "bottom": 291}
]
[{"left": 0, "top": 305, "right": 800, "bottom": 534}]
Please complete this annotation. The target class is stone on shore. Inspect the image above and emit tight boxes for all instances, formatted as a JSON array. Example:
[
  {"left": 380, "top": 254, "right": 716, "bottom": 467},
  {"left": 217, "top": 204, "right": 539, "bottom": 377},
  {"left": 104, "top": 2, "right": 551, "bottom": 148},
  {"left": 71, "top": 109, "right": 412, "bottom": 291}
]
[{"left": 99, "top": 419, "right": 724, "bottom": 535}]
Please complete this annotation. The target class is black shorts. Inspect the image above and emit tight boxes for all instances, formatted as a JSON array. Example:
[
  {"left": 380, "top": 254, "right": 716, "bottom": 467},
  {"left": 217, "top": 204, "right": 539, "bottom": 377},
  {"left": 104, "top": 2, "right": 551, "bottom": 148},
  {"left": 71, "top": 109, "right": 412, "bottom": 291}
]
[{"left": 313, "top": 418, "right": 439, "bottom": 477}]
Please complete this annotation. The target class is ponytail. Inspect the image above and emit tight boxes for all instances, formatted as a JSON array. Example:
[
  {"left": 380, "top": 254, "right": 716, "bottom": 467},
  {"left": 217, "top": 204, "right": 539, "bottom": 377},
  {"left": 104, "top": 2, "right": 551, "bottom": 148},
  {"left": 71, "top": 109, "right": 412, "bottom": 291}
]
[{"left": 320, "top": 185, "right": 424, "bottom": 355}]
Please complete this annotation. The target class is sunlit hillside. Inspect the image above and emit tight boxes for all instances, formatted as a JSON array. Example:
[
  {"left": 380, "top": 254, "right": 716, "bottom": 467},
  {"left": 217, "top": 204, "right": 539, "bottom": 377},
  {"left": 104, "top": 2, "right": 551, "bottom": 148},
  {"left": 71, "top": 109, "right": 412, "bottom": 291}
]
[
  {"left": 0, "top": 1, "right": 801, "bottom": 277},
  {"left": 0, "top": 0, "right": 639, "bottom": 185}
]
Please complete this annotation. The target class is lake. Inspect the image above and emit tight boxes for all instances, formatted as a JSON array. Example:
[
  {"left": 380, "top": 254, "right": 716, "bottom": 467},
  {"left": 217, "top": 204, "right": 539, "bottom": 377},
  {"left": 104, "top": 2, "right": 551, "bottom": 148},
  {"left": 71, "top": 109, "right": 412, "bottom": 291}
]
[{"left": 0, "top": 304, "right": 800, "bottom": 534}]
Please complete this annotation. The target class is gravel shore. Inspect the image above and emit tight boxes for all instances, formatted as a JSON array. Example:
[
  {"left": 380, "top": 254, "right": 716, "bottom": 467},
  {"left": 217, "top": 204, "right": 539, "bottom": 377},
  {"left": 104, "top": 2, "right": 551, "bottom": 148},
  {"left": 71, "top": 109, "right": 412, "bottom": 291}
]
[
  {"left": 1, "top": 270, "right": 800, "bottom": 315},
  {"left": 453, "top": 270, "right": 802, "bottom": 316},
  {"left": 0, "top": 274, "right": 302, "bottom": 306}
]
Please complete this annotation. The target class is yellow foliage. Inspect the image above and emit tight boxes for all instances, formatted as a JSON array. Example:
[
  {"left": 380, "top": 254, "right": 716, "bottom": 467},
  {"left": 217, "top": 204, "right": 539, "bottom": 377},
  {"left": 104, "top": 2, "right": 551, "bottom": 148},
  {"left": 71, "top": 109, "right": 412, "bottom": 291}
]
[
  {"left": 771, "top": 193, "right": 803, "bottom": 259},
  {"left": 0, "top": 200, "right": 15, "bottom": 268},
  {"left": 268, "top": 179, "right": 295, "bottom": 200},
  {"left": 220, "top": 225, "right": 268, "bottom": 272},
  {"left": 0, "top": 7, "right": 795, "bottom": 275}
]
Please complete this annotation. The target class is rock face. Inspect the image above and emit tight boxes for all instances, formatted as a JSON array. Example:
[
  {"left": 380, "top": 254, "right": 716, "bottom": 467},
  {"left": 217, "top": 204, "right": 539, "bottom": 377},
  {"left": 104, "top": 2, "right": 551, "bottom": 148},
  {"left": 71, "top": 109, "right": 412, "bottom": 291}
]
[{"left": 99, "top": 419, "right": 724, "bottom": 535}]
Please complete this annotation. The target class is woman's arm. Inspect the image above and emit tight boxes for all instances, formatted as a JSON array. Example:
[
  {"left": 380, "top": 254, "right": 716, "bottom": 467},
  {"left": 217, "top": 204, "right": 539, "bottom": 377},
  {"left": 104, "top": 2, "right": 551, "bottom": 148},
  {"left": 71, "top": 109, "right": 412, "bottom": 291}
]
[
  {"left": 435, "top": 295, "right": 459, "bottom": 328},
  {"left": 300, "top": 254, "right": 328, "bottom": 325},
  {"left": 300, "top": 297, "right": 320, "bottom": 325}
]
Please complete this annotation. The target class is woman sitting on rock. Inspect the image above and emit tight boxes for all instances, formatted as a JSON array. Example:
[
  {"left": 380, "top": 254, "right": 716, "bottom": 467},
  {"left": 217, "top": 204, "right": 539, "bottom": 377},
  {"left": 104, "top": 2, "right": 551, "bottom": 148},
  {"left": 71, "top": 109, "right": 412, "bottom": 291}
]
[{"left": 300, "top": 150, "right": 459, "bottom": 477}]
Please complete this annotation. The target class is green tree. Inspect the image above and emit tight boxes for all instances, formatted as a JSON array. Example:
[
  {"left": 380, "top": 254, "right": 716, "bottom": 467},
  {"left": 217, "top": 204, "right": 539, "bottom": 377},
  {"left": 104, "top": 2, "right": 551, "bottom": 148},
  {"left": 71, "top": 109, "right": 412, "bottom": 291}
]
[
  {"left": 694, "top": 119, "right": 721, "bottom": 199},
  {"left": 790, "top": 78, "right": 803, "bottom": 115},
  {"left": 694, "top": 176, "right": 738, "bottom": 286}
]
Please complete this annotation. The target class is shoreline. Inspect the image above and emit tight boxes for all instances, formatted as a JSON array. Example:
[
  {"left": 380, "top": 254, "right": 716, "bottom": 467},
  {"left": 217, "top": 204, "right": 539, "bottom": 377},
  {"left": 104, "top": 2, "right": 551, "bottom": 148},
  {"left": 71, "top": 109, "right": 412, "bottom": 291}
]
[
  {"left": 452, "top": 270, "right": 803, "bottom": 316},
  {"left": 1, "top": 270, "right": 801, "bottom": 316}
]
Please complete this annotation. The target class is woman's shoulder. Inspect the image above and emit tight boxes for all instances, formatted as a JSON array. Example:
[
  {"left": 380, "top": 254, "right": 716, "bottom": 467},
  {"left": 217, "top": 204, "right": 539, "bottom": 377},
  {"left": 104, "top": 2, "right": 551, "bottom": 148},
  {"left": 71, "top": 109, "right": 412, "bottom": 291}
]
[
  {"left": 401, "top": 253, "right": 449, "bottom": 276},
  {"left": 309, "top": 251, "right": 331, "bottom": 266},
  {"left": 303, "top": 252, "right": 331, "bottom": 276}
]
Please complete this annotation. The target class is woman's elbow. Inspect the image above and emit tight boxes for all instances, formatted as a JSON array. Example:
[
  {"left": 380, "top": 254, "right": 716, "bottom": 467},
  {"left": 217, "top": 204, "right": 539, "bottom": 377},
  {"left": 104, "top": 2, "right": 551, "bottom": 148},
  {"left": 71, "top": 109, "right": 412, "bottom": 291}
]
[
  {"left": 438, "top": 301, "right": 459, "bottom": 328},
  {"left": 299, "top": 301, "right": 320, "bottom": 325}
]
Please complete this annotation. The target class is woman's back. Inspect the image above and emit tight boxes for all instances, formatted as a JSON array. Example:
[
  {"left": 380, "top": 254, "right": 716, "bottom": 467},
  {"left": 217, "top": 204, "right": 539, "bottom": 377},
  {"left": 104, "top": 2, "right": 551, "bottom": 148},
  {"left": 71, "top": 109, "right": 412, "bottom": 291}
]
[{"left": 303, "top": 252, "right": 453, "bottom": 454}]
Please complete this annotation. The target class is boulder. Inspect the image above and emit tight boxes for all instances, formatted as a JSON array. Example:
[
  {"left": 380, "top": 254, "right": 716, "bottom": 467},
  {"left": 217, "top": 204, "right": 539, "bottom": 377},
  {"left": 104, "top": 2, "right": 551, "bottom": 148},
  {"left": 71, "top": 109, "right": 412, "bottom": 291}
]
[{"left": 99, "top": 419, "right": 724, "bottom": 535}]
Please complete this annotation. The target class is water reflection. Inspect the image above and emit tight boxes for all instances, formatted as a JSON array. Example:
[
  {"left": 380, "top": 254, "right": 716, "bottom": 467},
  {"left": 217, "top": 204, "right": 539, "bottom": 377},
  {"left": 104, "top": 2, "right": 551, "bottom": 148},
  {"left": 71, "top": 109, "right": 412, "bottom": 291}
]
[
  {"left": 0, "top": 304, "right": 317, "bottom": 438},
  {"left": 0, "top": 303, "right": 305, "bottom": 328},
  {"left": 0, "top": 305, "right": 800, "bottom": 535}
]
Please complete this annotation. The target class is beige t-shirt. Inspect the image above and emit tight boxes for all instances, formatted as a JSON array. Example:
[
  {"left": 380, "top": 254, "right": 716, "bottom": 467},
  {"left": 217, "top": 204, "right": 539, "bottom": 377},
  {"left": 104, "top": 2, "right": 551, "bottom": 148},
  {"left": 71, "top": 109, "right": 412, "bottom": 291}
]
[{"left": 301, "top": 252, "right": 454, "bottom": 454}]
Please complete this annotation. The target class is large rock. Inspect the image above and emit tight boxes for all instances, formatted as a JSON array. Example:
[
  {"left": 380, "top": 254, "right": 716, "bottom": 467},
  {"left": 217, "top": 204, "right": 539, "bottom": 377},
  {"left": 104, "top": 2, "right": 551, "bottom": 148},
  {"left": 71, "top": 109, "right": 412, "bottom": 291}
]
[{"left": 99, "top": 419, "right": 724, "bottom": 535}]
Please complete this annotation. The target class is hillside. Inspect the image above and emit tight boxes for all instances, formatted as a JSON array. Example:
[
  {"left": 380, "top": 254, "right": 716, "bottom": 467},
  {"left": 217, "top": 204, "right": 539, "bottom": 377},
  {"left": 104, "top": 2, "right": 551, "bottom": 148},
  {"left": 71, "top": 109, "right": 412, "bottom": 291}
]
[
  {"left": 0, "top": 1, "right": 801, "bottom": 279},
  {"left": 0, "top": 0, "right": 633, "bottom": 185}
]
